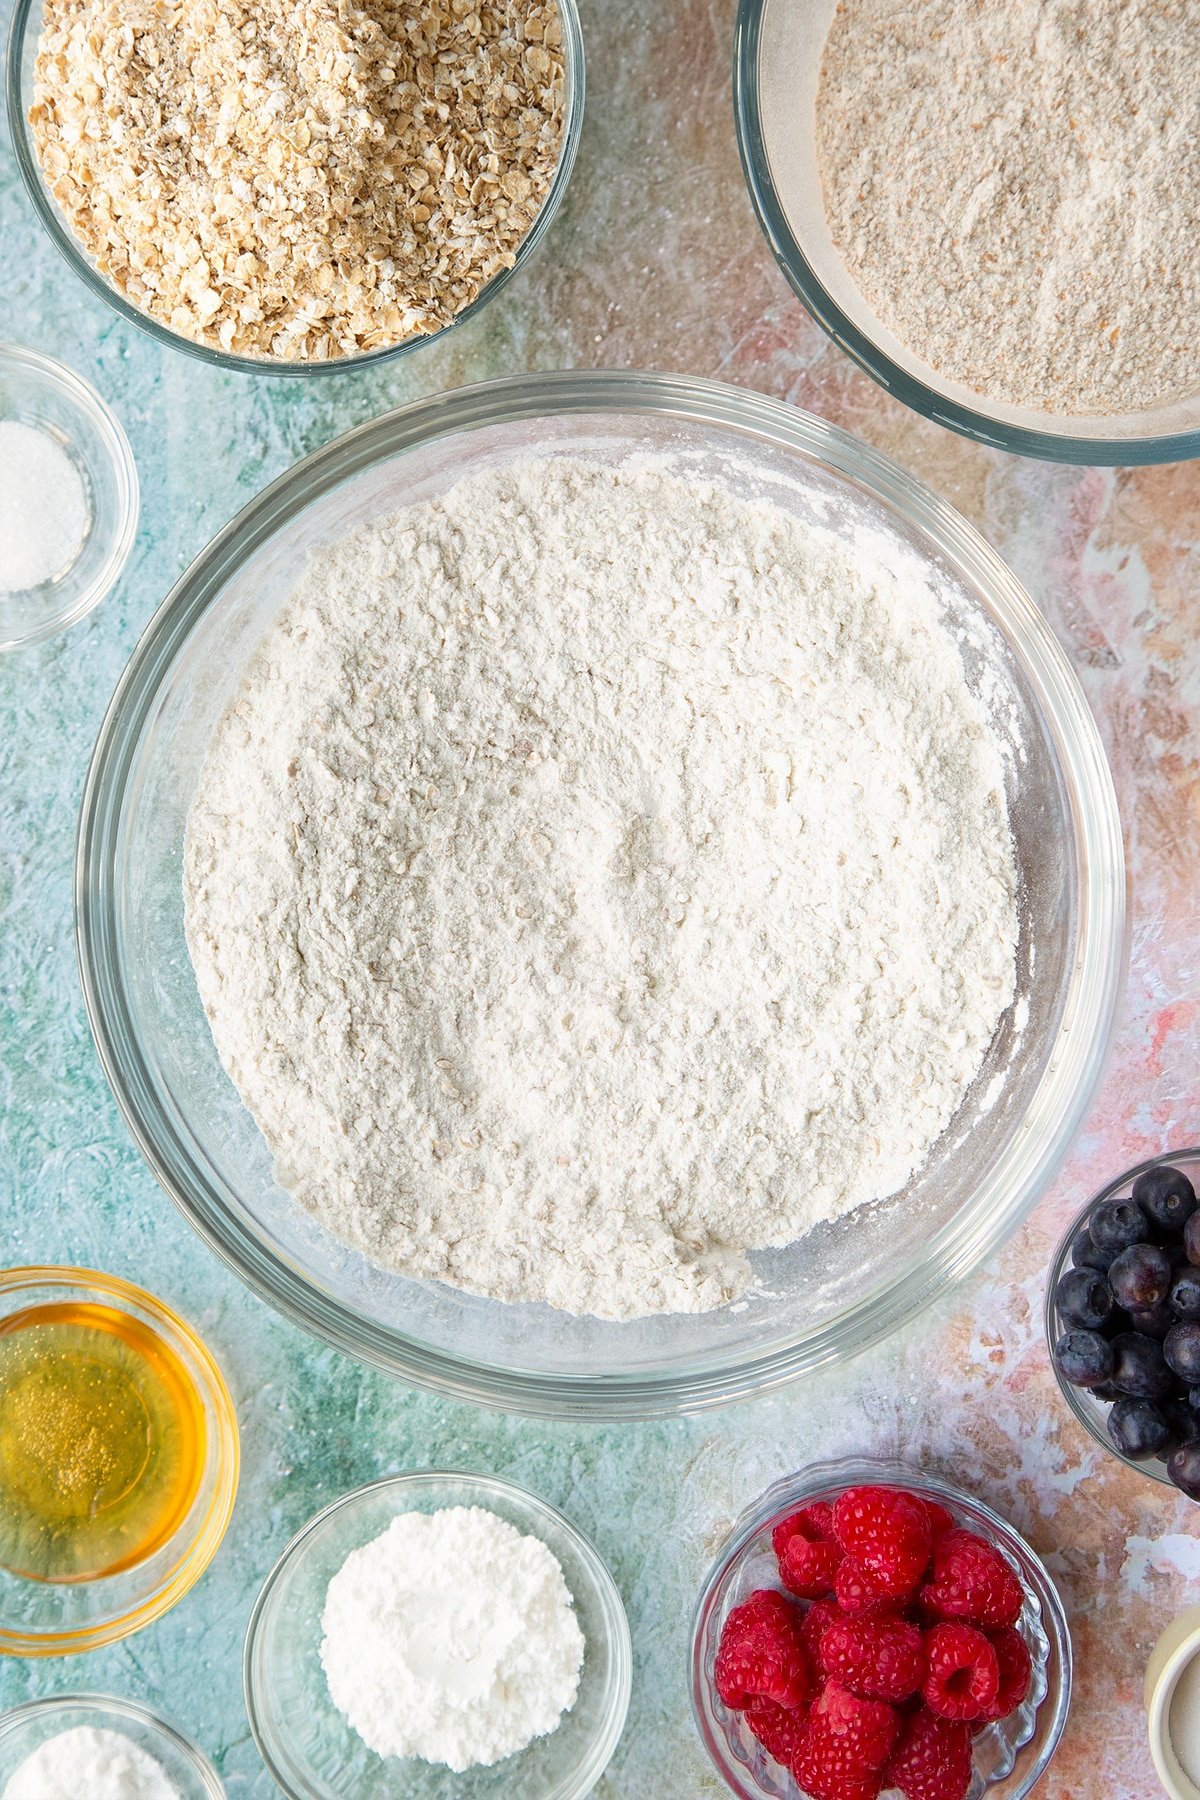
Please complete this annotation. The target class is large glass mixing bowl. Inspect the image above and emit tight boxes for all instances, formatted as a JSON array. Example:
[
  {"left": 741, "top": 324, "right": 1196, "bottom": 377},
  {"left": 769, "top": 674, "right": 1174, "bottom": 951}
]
[{"left": 76, "top": 372, "right": 1125, "bottom": 1418}]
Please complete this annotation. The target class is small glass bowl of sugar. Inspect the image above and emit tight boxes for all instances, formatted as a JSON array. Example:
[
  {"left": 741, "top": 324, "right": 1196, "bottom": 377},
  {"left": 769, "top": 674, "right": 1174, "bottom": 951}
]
[{"left": 0, "top": 343, "right": 138, "bottom": 652}]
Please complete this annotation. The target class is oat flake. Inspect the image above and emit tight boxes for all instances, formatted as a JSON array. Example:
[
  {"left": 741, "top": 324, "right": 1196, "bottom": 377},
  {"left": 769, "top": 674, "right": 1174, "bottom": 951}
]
[{"left": 31, "top": 0, "right": 565, "bottom": 360}]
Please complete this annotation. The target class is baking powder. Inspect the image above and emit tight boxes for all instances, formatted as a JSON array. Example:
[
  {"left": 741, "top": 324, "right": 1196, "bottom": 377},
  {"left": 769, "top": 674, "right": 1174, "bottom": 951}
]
[{"left": 320, "top": 1506, "right": 584, "bottom": 1771}]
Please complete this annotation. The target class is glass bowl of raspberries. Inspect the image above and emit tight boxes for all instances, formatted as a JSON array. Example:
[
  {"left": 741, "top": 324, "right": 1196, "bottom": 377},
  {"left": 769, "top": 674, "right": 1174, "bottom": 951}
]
[
  {"left": 690, "top": 1460, "right": 1070, "bottom": 1800},
  {"left": 1047, "top": 1150, "right": 1200, "bottom": 1497}
]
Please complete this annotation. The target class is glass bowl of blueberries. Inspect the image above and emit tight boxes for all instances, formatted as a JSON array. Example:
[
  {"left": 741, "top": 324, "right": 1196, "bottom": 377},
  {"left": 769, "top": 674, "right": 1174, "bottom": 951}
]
[{"left": 1047, "top": 1150, "right": 1200, "bottom": 1497}]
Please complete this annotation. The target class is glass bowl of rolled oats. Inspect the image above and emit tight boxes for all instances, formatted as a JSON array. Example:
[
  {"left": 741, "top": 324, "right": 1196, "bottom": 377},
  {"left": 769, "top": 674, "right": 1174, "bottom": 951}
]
[{"left": 6, "top": 0, "right": 583, "bottom": 371}]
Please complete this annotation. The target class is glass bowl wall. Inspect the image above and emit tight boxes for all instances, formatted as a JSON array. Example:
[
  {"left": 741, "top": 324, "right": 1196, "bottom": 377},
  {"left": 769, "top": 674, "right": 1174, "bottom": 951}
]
[{"left": 76, "top": 371, "right": 1125, "bottom": 1418}]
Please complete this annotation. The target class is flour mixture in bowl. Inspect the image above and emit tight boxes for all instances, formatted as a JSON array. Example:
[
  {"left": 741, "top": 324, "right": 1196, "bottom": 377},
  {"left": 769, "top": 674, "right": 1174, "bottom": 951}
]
[{"left": 183, "top": 454, "right": 1018, "bottom": 1320}]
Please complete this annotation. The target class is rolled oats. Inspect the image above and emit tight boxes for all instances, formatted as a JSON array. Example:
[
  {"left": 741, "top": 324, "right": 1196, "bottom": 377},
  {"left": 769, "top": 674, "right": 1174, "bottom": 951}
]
[{"left": 30, "top": 0, "right": 566, "bottom": 360}]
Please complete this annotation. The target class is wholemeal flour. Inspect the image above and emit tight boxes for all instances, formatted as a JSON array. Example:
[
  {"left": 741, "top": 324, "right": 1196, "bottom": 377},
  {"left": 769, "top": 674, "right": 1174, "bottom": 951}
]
[
  {"left": 815, "top": 0, "right": 1200, "bottom": 415},
  {"left": 183, "top": 454, "right": 1018, "bottom": 1320}
]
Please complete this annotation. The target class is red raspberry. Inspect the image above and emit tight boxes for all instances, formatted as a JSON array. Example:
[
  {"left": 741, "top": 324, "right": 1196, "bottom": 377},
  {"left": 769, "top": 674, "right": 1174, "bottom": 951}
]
[
  {"left": 834, "top": 1556, "right": 899, "bottom": 1617},
  {"left": 773, "top": 1501, "right": 836, "bottom": 1557},
  {"left": 745, "top": 1695, "right": 808, "bottom": 1765},
  {"left": 732, "top": 1588, "right": 800, "bottom": 1631},
  {"left": 832, "top": 1487, "right": 932, "bottom": 1598},
  {"left": 819, "top": 1614, "right": 926, "bottom": 1703},
  {"left": 801, "top": 1597, "right": 844, "bottom": 1666},
  {"left": 812, "top": 1680, "right": 900, "bottom": 1766},
  {"left": 919, "top": 1530, "right": 1024, "bottom": 1630},
  {"left": 791, "top": 1732, "right": 883, "bottom": 1800},
  {"left": 777, "top": 1504, "right": 845, "bottom": 1598},
  {"left": 715, "top": 1591, "right": 811, "bottom": 1711},
  {"left": 980, "top": 1625, "right": 1032, "bottom": 1719},
  {"left": 922, "top": 1622, "right": 1000, "bottom": 1721},
  {"left": 883, "top": 1709, "right": 973, "bottom": 1800},
  {"left": 922, "top": 1500, "right": 956, "bottom": 1541},
  {"left": 791, "top": 1682, "right": 898, "bottom": 1800}
]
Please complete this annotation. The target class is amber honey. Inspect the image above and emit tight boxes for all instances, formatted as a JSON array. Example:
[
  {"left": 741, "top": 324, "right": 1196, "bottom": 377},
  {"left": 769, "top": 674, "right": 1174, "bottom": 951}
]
[{"left": 0, "top": 1300, "right": 207, "bottom": 1583}]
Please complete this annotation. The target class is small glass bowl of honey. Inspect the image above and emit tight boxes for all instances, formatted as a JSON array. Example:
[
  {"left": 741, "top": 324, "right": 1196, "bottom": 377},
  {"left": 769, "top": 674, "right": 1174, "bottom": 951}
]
[{"left": 0, "top": 1267, "right": 239, "bottom": 1655}]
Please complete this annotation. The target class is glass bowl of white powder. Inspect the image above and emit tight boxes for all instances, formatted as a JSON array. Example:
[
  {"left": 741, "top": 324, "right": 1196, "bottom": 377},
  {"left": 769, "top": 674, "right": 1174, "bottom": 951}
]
[
  {"left": 734, "top": 0, "right": 1200, "bottom": 463},
  {"left": 0, "top": 343, "right": 138, "bottom": 650},
  {"left": 0, "top": 1694, "right": 224, "bottom": 1799},
  {"left": 243, "top": 1471, "right": 631, "bottom": 1799},
  {"left": 76, "top": 369, "right": 1125, "bottom": 1416}
]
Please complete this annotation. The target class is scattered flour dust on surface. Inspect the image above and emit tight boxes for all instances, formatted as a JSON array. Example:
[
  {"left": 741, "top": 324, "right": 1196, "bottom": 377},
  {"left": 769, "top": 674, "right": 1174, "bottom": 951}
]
[
  {"left": 183, "top": 453, "right": 1018, "bottom": 1320},
  {"left": 319, "top": 1506, "right": 584, "bottom": 1771}
]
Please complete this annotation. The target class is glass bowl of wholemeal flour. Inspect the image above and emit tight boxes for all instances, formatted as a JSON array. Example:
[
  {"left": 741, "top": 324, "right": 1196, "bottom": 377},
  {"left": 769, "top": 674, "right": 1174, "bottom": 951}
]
[
  {"left": 735, "top": 0, "right": 1200, "bottom": 463},
  {"left": 6, "top": 0, "right": 583, "bottom": 373},
  {"left": 75, "top": 371, "right": 1125, "bottom": 1417}
]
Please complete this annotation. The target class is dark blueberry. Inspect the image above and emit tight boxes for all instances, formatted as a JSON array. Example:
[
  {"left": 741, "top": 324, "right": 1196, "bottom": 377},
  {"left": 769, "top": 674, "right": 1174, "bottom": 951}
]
[
  {"left": 1108, "top": 1397, "right": 1171, "bottom": 1459},
  {"left": 1109, "top": 1331, "right": 1174, "bottom": 1398},
  {"left": 1186, "top": 1211, "right": 1200, "bottom": 1268},
  {"left": 1108, "top": 1243, "right": 1172, "bottom": 1311},
  {"left": 1168, "top": 1441, "right": 1200, "bottom": 1501},
  {"left": 1172, "top": 1272, "right": 1200, "bottom": 1320},
  {"left": 1070, "top": 1225, "right": 1115, "bottom": 1272},
  {"left": 1052, "top": 1329, "right": 1115, "bottom": 1389},
  {"left": 1132, "top": 1164, "right": 1197, "bottom": 1235},
  {"left": 1165, "top": 1324, "right": 1200, "bottom": 1383},
  {"left": 1126, "top": 1302, "right": 1175, "bottom": 1340},
  {"left": 1088, "top": 1198, "right": 1150, "bottom": 1257},
  {"left": 1157, "top": 1396, "right": 1198, "bottom": 1455},
  {"left": 1054, "top": 1267, "right": 1115, "bottom": 1331},
  {"left": 1092, "top": 1380, "right": 1124, "bottom": 1402},
  {"left": 1188, "top": 1385, "right": 1200, "bottom": 1412}
]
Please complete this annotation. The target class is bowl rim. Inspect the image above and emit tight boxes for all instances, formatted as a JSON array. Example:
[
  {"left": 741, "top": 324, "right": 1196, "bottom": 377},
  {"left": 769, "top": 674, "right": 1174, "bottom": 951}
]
[
  {"left": 0, "top": 1265, "right": 240, "bottom": 1655},
  {"left": 75, "top": 367, "right": 1127, "bottom": 1419},
  {"left": 5, "top": 0, "right": 585, "bottom": 377},
  {"left": 0, "top": 340, "right": 139, "bottom": 651},
  {"left": 241, "top": 1468, "right": 632, "bottom": 1800},
  {"left": 689, "top": 1455, "right": 1073, "bottom": 1800},
  {"left": 0, "top": 1691, "right": 225, "bottom": 1797},
  {"left": 1044, "top": 1148, "right": 1200, "bottom": 1490},
  {"left": 732, "top": 0, "right": 1200, "bottom": 467},
  {"left": 1145, "top": 1605, "right": 1200, "bottom": 1800}
]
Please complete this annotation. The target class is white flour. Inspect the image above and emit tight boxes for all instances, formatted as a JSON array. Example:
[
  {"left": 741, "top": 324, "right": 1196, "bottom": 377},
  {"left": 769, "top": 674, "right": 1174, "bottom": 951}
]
[
  {"left": 814, "top": 0, "right": 1200, "bottom": 415},
  {"left": 1, "top": 1726, "right": 181, "bottom": 1800},
  {"left": 184, "top": 454, "right": 1017, "bottom": 1320},
  {"left": 320, "top": 1506, "right": 584, "bottom": 1771}
]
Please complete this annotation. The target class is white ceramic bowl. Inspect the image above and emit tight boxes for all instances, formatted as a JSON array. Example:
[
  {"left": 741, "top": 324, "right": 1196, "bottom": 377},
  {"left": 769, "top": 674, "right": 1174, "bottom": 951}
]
[{"left": 1146, "top": 1605, "right": 1200, "bottom": 1800}]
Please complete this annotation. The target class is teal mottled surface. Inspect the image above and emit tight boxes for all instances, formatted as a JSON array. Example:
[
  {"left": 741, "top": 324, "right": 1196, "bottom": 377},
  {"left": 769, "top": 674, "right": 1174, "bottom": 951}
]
[{"left": 2, "top": 1, "right": 1199, "bottom": 1795}]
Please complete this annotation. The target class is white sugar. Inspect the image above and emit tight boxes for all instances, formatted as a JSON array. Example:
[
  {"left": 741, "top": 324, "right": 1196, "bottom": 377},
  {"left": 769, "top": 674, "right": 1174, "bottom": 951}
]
[{"left": 0, "top": 420, "right": 88, "bottom": 593}]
